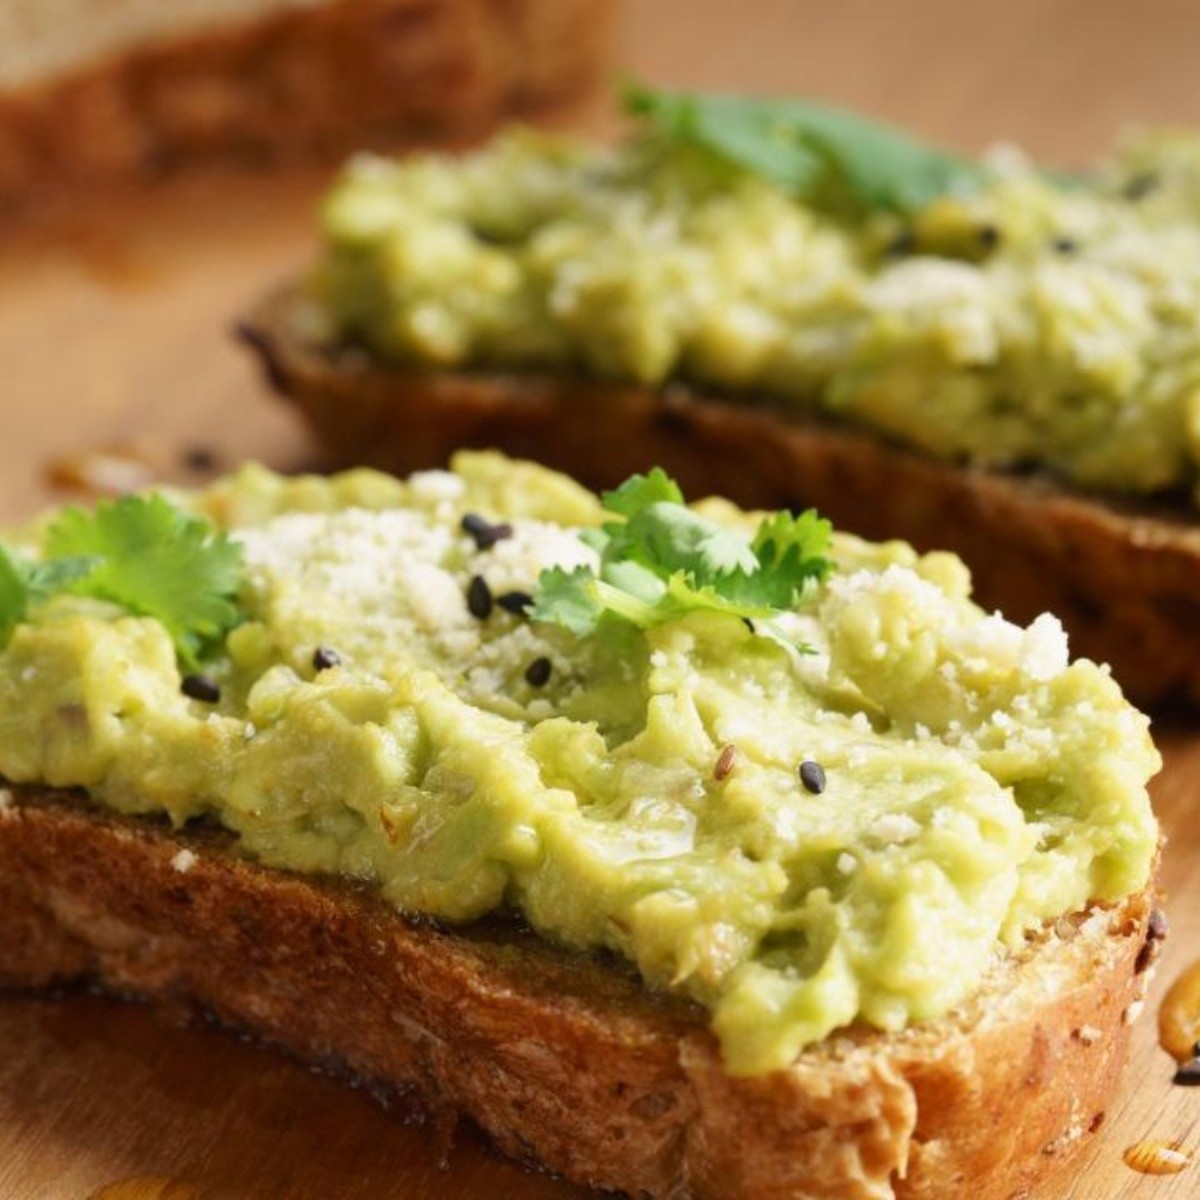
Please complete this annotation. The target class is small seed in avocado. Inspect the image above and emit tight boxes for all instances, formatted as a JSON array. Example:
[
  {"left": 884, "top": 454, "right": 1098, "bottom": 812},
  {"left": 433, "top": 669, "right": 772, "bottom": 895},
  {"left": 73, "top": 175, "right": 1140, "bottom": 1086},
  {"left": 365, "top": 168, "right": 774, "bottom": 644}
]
[
  {"left": 313, "top": 646, "right": 342, "bottom": 672},
  {"left": 467, "top": 575, "right": 493, "bottom": 619},
  {"left": 462, "top": 513, "right": 514, "bottom": 550},
  {"left": 799, "top": 760, "right": 826, "bottom": 794},
  {"left": 181, "top": 674, "right": 220, "bottom": 703},
  {"left": 498, "top": 590, "right": 534, "bottom": 616},
  {"left": 714, "top": 744, "right": 737, "bottom": 782},
  {"left": 525, "top": 656, "right": 552, "bottom": 687}
]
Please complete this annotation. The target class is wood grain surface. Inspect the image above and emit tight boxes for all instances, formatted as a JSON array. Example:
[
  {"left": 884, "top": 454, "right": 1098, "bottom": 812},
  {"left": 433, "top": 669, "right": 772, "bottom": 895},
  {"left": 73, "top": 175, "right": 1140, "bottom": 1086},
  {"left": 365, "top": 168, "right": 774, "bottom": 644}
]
[{"left": 2, "top": 2, "right": 1199, "bottom": 1197}]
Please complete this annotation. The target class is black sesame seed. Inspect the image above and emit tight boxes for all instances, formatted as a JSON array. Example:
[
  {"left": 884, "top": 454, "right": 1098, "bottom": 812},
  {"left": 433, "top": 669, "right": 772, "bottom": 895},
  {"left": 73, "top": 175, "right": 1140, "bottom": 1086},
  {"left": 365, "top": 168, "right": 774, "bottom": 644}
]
[
  {"left": 525, "top": 656, "right": 552, "bottom": 687},
  {"left": 977, "top": 224, "right": 1001, "bottom": 251},
  {"left": 181, "top": 674, "right": 220, "bottom": 703},
  {"left": 461, "top": 513, "right": 514, "bottom": 551},
  {"left": 313, "top": 646, "right": 342, "bottom": 672},
  {"left": 1173, "top": 1058, "right": 1200, "bottom": 1087},
  {"left": 799, "top": 759, "right": 826, "bottom": 794},
  {"left": 885, "top": 229, "right": 916, "bottom": 257},
  {"left": 498, "top": 590, "right": 534, "bottom": 616},
  {"left": 1052, "top": 235, "right": 1079, "bottom": 254},
  {"left": 467, "top": 575, "right": 493, "bottom": 619}
]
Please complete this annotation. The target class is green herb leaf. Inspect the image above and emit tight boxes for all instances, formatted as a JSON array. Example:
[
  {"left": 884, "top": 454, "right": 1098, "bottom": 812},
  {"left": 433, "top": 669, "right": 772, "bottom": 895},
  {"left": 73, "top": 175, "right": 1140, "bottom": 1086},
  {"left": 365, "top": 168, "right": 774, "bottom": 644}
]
[
  {"left": 624, "top": 83, "right": 982, "bottom": 215},
  {"left": 0, "top": 545, "right": 28, "bottom": 646},
  {"left": 26, "top": 555, "right": 102, "bottom": 602},
  {"left": 44, "top": 494, "right": 244, "bottom": 665},
  {"left": 601, "top": 467, "right": 684, "bottom": 516},
  {"left": 0, "top": 545, "right": 101, "bottom": 649},
  {"left": 532, "top": 469, "right": 832, "bottom": 645}
]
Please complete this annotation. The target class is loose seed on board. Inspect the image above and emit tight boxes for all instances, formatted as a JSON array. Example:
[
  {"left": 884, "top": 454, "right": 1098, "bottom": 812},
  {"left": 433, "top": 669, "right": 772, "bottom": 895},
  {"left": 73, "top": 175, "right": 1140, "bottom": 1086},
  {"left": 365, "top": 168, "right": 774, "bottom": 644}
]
[
  {"left": 1159, "top": 956, "right": 1200, "bottom": 1063},
  {"left": 461, "top": 513, "right": 514, "bottom": 551},
  {"left": 1122, "top": 1139, "right": 1192, "bottom": 1176},
  {"left": 312, "top": 646, "right": 342, "bottom": 672},
  {"left": 498, "top": 590, "right": 534, "bottom": 616},
  {"left": 467, "top": 575, "right": 493, "bottom": 620},
  {"left": 1174, "top": 1059, "right": 1200, "bottom": 1086},
  {"left": 799, "top": 760, "right": 826, "bottom": 794},
  {"left": 525, "top": 657, "right": 552, "bottom": 687},
  {"left": 181, "top": 674, "right": 220, "bottom": 703},
  {"left": 714, "top": 744, "right": 737, "bottom": 782}
]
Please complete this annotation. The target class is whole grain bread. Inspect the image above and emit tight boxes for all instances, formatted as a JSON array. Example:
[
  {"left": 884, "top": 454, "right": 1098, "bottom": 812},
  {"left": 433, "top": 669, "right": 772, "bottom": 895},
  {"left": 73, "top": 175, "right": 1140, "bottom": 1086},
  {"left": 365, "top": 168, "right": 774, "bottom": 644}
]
[
  {"left": 0, "top": 785, "right": 1160, "bottom": 1200},
  {"left": 240, "top": 286, "right": 1200, "bottom": 709},
  {"left": 0, "top": 0, "right": 612, "bottom": 205}
]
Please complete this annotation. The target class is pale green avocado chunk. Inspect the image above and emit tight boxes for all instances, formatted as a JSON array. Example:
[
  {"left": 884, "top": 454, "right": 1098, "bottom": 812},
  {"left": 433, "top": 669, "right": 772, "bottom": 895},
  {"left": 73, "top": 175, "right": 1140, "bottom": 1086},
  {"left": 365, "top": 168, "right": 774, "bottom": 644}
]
[
  {"left": 312, "top": 126, "right": 1200, "bottom": 505},
  {"left": 0, "top": 454, "right": 1159, "bottom": 1075}
]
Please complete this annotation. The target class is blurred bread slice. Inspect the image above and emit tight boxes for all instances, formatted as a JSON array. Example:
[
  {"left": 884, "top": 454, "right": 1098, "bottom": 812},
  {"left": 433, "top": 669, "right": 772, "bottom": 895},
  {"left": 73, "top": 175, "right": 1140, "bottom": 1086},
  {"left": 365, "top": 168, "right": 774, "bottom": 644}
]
[{"left": 0, "top": 0, "right": 613, "bottom": 203}]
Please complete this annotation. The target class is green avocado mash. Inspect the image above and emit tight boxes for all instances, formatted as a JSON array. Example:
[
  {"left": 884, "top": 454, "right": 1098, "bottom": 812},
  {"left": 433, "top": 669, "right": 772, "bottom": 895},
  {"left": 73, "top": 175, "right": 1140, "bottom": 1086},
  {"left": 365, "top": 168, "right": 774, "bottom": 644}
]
[
  {"left": 310, "top": 113, "right": 1200, "bottom": 505},
  {"left": 0, "top": 455, "right": 1159, "bottom": 1074}
]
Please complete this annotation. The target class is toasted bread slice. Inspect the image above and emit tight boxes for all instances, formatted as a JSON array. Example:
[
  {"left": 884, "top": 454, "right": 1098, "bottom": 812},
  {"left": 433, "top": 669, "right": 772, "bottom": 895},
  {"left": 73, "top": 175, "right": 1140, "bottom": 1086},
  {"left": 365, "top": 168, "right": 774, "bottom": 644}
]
[
  {"left": 0, "top": 785, "right": 1159, "bottom": 1200},
  {"left": 0, "top": 0, "right": 612, "bottom": 204},
  {"left": 239, "top": 287, "right": 1200, "bottom": 710}
]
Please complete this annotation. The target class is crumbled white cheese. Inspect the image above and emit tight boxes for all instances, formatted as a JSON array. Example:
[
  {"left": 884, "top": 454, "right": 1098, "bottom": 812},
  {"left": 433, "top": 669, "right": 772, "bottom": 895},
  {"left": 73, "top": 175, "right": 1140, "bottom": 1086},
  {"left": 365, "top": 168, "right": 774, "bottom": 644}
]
[
  {"left": 836, "top": 853, "right": 858, "bottom": 875},
  {"left": 407, "top": 469, "right": 466, "bottom": 503},
  {"left": 869, "top": 813, "right": 922, "bottom": 845},
  {"left": 170, "top": 848, "right": 197, "bottom": 874},
  {"left": 1019, "top": 613, "right": 1070, "bottom": 680}
]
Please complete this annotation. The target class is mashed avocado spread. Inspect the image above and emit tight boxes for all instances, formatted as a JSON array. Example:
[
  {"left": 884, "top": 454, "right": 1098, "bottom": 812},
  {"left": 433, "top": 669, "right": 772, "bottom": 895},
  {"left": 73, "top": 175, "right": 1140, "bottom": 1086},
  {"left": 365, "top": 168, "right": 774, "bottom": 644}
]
[
  {"left": 311, "top": 92, "right": 1200, "bottom": 505},
  {"left": 0, "top": 454, "right": 1159, "bottom": 1074}
]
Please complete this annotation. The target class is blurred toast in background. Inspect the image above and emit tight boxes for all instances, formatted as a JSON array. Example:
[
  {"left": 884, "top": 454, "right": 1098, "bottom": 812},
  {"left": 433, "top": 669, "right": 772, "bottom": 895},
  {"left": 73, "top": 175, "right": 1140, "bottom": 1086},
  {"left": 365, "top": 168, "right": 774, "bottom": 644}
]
[{"left": 0, "top": 0, "right": 613, "bottom": 205}]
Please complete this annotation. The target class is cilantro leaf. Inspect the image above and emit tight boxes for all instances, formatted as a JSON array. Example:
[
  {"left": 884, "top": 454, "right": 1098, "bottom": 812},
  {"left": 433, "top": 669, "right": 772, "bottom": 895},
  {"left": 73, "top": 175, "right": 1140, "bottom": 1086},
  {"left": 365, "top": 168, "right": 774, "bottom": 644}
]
[
  {"left": 531, "top": 566, "right": 606, "bottom": 636},
  {"left": 0, "top": 545, "right": 28, "bottom": 646},
  {"left": 0, "top": 545, "right": 100, "bottom": 647},
  {"left": 26, "top": 555, "right": 103, "bottom": 602},
  {"left": 44, "top": 494, "right": 244, "bottom": 665},
  {"left": 601, "top": 468, "right": 684, "bottom": 516},
  {"left": 531, "top": 469, "right": 832, "bottom": 645},
  {"left": 625, "top": 84, "right": 982, "bottom": 216}
]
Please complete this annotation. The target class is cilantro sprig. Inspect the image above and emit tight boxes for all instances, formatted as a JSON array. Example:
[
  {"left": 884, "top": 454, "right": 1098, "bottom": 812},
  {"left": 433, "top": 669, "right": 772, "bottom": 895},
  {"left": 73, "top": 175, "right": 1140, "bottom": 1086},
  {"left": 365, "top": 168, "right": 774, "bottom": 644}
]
[
  {"left": 531, "top": 469, "right": 832, "bottom": 646},
  {"left": 0, "top": 494, "right": 244, "bottom": 666},
  {"left": 624, "top": 84, "right": 982, "bottom": 216}
]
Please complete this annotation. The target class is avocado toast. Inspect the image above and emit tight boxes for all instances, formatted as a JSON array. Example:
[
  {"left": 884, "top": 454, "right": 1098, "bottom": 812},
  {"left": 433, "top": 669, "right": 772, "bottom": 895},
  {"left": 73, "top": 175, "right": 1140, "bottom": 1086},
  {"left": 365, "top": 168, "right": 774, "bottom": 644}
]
[
  {"left": 241, "top": 89, "right": 1200, "bottom": 706},
  {"left": 0, "top": 453, "right": 1161, "bottom": 1198}
]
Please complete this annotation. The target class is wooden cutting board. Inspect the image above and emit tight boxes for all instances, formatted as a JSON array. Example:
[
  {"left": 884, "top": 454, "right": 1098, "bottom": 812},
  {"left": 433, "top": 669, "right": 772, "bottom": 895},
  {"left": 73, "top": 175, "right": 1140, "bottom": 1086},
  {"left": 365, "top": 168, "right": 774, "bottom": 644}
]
[{"left": 3, "top": 2, "right": 1200, "bottom": 1196}]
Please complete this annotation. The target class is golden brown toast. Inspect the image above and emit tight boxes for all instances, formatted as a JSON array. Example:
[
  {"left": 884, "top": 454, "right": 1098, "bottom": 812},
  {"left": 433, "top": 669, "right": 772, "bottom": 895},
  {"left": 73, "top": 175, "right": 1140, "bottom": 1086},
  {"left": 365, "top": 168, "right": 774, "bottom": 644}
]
[{"left": 0, "top": 785, "right": 1160, "bottom": 1200}]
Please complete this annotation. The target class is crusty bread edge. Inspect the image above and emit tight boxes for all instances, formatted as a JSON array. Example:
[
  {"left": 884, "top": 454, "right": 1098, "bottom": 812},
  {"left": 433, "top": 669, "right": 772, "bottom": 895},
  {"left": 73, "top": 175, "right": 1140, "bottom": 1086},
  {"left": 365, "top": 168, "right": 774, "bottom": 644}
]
[
  {"left": 240, "top": 286, "right": 1200, "bottom": 709},
  {"left": 0, "top": 788, "right": 1160, "bottom": 1200},
  {"left": 0, "top": 0, "right": 613, "bottom": 205}
]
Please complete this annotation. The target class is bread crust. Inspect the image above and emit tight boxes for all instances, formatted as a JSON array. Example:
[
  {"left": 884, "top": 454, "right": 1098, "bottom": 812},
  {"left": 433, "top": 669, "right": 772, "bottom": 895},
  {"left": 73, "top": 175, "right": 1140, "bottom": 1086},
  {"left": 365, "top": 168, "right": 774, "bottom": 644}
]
[
  {"left": 240, "top": 288, "right": 1200, "bottom": 708},
  {"left": 0, "top": 787, "right": 1157, "bottom": 1199},
  {"left": 0, "top": 0, "right": 613, "bottom": 204}
]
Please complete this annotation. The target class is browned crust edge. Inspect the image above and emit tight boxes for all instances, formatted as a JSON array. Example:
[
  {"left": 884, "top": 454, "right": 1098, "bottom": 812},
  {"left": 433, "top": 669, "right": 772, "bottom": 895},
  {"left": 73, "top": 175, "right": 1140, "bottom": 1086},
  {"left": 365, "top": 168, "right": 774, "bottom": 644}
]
[
  {"left": 0, "top": 0, "right": 614, "bottom": 205},
  {"left": 0, "top": 788, "right": 1157, "bottom": 1200},
  {"left": 239, "top": 287, "right": 1200, "bottom": 709}
]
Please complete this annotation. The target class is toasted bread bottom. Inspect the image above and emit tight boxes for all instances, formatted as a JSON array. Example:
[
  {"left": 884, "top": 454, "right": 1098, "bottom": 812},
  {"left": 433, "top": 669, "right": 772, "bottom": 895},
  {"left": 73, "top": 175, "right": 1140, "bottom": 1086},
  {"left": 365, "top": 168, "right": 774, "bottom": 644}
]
[
  {"left": 0, "top": 788, "right": 1157, "bottom": 1200},
  {"left": 240, "top": 289, "right": 1200, "bottom": 709}
]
